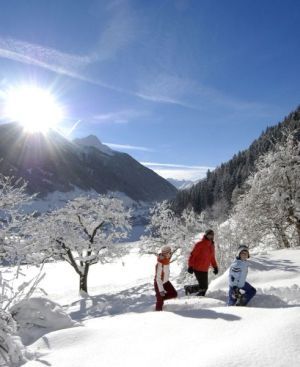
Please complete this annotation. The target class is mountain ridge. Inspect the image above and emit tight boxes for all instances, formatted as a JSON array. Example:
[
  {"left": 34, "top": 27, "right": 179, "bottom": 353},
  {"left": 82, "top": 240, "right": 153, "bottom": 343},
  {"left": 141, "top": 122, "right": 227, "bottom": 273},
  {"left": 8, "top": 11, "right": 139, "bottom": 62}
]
[
  {"left": 0, "top": 123, "right": 177, "bottom": 202},
  {"left": 174, "top": 106, "right": 300, "bottom": 216}
]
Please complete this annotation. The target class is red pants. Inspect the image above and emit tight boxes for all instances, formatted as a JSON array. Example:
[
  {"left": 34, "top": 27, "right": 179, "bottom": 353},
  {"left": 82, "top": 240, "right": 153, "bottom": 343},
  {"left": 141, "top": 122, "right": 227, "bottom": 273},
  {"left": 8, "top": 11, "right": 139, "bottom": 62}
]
[{"left": 154, "top": 280, "right": 177, "bottom": 311}]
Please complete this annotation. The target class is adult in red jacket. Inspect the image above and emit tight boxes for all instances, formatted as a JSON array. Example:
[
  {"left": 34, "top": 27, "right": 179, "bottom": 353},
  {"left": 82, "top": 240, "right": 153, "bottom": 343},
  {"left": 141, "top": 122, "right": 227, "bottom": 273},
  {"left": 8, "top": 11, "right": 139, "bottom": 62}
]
[{"left": 184, "top": 229, "right": 219, "bottom": 296}]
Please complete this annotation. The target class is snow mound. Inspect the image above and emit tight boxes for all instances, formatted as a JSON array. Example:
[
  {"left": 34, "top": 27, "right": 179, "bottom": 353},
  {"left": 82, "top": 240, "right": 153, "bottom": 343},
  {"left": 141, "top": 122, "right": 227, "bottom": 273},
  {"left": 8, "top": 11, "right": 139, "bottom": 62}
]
[
  {"left": 24, "top": 307, "right": 300, "bottom": 367},
  {"left": 165, "top": 296, "right": 226, "bottom": 311},
  {"left": 209, "top": 249, "right": 300, "bottom": 308},
  {"left": 11, "top": 297, "right": 78, "bottom": 345}
]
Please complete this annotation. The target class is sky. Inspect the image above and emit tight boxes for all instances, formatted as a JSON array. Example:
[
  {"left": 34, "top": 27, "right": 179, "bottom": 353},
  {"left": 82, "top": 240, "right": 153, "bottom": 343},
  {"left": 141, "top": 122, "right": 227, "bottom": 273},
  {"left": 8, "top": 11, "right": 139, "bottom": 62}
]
[{"left": 0, "top": 0, "right": 299, "bottom": 181}]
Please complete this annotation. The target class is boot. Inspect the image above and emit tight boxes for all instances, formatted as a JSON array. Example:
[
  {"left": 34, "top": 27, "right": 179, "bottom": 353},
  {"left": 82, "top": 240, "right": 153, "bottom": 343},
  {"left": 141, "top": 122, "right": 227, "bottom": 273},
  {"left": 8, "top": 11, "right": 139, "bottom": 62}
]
[
  {"left": 196, "top": 289, "right": 207, "bottom": 296},
  {"left": 236, "top": 294, "right": 246, "bottom": 306},
  {"left": 184, "top": 285, "right": 191, "bottom": 295},
  {"left": 184, "top": 284, "right": 200, "bottom": 295}
]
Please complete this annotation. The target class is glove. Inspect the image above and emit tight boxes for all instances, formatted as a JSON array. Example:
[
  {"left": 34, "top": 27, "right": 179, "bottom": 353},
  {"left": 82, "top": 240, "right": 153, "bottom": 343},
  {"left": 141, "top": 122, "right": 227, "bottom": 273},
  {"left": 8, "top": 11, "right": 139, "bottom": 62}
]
[
  {"left": 213, "top": 267, "right": 219, "bottom": 275},
  {"left": 160, "top": 291, "right": 166, "bottom": 297},
  {"left": 187, "top": 266, "right": 194, "bottom": 274},
  {"left": 232, "top": 286, "right": 240, "bottom": 299}
]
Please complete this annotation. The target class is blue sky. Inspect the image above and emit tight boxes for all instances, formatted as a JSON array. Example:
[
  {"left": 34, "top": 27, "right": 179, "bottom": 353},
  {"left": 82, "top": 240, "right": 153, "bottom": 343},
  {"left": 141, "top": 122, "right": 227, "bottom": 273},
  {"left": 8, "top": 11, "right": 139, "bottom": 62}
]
[{"left": 0, "top": 0, "right": 299, "bottom": 180}]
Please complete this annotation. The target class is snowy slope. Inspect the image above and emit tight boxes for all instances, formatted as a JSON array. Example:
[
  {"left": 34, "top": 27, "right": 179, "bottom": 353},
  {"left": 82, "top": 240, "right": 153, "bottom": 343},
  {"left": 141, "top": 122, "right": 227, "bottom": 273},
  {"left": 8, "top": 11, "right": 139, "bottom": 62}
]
[
  {"left": 167, "top": 178, "right": 195, "bottom": 190},
  {"left": 14, "top": 247, "right": 300, "bottom": 366},
  {"left": 73, "top": 135, "right": 115, "bottom": 156}
]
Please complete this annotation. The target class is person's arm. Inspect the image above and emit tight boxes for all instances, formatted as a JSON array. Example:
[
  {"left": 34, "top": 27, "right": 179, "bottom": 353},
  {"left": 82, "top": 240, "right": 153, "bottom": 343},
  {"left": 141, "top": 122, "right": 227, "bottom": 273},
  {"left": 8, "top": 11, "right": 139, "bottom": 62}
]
[
  {"left": 188, "top": 243, "right": 198, "bottom": 268},
  {"left": 229, "top": 262, "right": 242, "bottom": 287},
  {"left": 163, "top": 264, "right": 170, "bottom": 283},
  {"left": 211, "top": 244, "right": 218, "bottom": 269},
  {"left": 237, "top": 262, "right": 248, "bottom": 288},
  {"left": 155, "top": 262, "right": 164, "bottom": 292}
]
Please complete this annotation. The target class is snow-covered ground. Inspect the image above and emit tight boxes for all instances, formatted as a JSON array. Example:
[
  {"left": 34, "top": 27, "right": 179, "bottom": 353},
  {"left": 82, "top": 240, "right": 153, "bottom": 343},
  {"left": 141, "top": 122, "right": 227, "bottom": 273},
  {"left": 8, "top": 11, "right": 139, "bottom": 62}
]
[{"left": 5, "top": 246, "right": 300, "bottom": 366}]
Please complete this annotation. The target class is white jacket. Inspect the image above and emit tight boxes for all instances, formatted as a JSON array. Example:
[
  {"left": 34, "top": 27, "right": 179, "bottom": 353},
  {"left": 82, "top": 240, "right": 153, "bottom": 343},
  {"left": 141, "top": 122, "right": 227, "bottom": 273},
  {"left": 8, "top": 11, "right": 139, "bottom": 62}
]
[
  {"left": 229, "top": 258, "right": 248, "bottom": 288},
  {"left": 155, "top": 258, "right": 170, "bottom": 292}
]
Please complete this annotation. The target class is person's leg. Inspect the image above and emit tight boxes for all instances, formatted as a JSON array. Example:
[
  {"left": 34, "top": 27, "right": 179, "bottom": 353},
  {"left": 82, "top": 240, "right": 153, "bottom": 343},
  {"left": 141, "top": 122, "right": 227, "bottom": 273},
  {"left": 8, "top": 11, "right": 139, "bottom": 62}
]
[
  {"left": 194, "top": 271, "right": 208, "bottom": 296},
  {"left": 154, "top": 281, "right": 164, "bottom": 311},
  {"left": 163, "top": 281, "right": 177, "bottom": 300},
  {"left": 184, "top": 284, "right": 200, "bottom": 295},
  {"left": 227, "top": 287, "right": 237, "bottom": 306},
  {"left": 240, "top": 282, "right": 256, "bottom": 305}
]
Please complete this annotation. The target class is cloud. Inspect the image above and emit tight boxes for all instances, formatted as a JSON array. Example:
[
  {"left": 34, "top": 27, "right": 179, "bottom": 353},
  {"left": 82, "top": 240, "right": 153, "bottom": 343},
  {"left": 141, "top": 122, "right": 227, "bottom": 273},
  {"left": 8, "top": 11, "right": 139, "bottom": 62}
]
[
  {"left": 104, "top": 143, "right": 155, "bottom": 152},
  {"left": 90, "top": 0, "right": 139, "bottom": 63},
  {"left": 0, "top": 0, "right": 277, "bottom": 117},
  {"left": 0, "top": 37, "right": 91, "bottom": 69},
  {"left": 141, "top": 162, "right": 214, "bottom": 181},
  {"left": 0, "top": 0, "right": 139, "bottom": 92},
  {"left": 136, "top": 71, "right": 276, "bottom": 115},
  {"left": 0, "top": 37, "right": 204, "bottom": 112},
  {"left": 136, "top": 73, "right": 201, "bottom": 110},
  {"left": 93, "top": 109, "right": 146, "bottom": 123}
]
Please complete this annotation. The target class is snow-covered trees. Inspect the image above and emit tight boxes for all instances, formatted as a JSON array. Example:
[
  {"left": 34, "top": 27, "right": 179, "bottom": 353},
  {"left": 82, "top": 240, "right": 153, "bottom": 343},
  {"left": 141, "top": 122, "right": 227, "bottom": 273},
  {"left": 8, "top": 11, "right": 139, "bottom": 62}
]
[
  {"left": 0, "top": 174, "right": 32, "bottom": 366},
  {"left": 141, "top": 201, "right": 211, "bottom": 276},
  {"left": 0, "top": 174, "right": 31, "bottom": 263},
  {"left": 0, "top": 309, "right": 25, "bottom": 367},
  {"left": 141, "top": 201, "right": 181, "bottom": 251},
  {"left": 232, "top": 130, "right": 300, "bottom": 248},
  {"left": 23, "top": 196, "right": 131, "bottom": 293}
]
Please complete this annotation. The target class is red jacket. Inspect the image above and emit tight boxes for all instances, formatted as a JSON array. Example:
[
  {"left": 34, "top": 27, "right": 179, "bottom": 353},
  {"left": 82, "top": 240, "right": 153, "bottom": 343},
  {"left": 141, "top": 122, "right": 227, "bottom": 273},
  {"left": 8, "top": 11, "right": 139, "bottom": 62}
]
[{"left": 188, "top": 236, "right": 218, "bottom": 272}]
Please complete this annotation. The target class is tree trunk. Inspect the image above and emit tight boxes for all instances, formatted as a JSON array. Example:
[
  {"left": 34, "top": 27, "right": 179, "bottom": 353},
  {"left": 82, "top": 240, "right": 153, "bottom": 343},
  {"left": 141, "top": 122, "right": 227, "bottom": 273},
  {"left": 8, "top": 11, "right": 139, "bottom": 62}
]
[
  {"left": 296, "top": 220, "right": 300, "bottom": 247},
  {"left": 275, "top": 224, "right": 290, "bottom": 248},
  {"left": 79, "top": 264, "right": 90, "bottom": 293},
  {"left": 279, "top": 228, "right": 291, "bottom": 248}
]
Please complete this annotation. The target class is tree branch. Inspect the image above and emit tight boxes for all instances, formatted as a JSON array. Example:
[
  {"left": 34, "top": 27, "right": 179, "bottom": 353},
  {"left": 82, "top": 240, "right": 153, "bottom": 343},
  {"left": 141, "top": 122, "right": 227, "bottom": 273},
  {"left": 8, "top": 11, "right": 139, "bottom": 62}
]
[
  {"left": 56, "top": 238, "right": 81, "bottom": 275},
  {"left": 91, "top": 221, "right": 105, "bottom": 243}
]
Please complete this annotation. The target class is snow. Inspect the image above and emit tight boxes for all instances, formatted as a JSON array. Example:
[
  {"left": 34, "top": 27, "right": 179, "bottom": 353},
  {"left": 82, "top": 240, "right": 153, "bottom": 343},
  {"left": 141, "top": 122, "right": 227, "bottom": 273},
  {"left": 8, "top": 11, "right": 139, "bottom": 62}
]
[
  {"left": 10, "top": 298, "right": 78, "bottom": 345},
  {"left": 73, "top": 135, "right": 115, "bottom": 156},
  {"left": 167, "top": 178, "right": 195, "bottom": 190},
  {"left": 21, "top": 189, "right": 149, "bottom": 241},
  {"left": 6, "top": 247, "right": 300, "bottom": 366}
]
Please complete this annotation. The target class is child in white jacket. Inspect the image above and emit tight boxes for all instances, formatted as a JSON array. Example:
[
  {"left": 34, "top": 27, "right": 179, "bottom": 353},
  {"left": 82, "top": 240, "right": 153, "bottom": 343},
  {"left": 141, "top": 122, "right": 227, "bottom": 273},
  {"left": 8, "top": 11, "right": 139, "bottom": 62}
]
[
  {"left": 228, "top": 245, "right": 256, "bottom": 306},
  {"left": 154, "top": 245, "right": 177, "bottom": 311}
]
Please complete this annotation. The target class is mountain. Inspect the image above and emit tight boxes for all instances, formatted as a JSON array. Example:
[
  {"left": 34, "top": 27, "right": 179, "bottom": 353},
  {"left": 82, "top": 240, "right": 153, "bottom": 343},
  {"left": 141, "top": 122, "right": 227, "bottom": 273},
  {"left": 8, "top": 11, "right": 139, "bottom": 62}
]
[
  {"left": 167, "top": 178, "right": 195, "bottom": 190},
  {"left": 0, "top": 123, "right": 177, "bottom": 202},
  {"left": 73, "top": 135, "right": 114, "bottom": 156},
  {"left": 174, "top": 106, "right": 300, "bottom": 216}
]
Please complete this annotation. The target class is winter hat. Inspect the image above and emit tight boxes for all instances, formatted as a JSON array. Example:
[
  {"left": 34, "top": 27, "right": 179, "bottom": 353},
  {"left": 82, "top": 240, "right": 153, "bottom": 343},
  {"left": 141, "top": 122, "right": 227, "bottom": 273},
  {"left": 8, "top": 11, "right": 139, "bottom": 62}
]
[
  {"left": 161, "top": 245, "right": 172, "bottom": 254},
  {"left": 205, "top": 229, "right": 214, "bottom": 236},
  {"left": 236, "top": 245, "right": 250, "bottom": 259}
]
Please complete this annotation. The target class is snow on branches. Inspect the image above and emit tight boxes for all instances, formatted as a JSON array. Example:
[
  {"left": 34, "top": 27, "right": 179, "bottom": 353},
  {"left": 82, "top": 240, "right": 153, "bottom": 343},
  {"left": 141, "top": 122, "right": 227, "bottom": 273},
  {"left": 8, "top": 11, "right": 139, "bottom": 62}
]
[
  {"left": 0, "top": 174, "right": 34, "bottom": 366},
  {"left": 231, "top": 129, "right": 300, "bottom": 248},
  {"left": 0, "top": 174, "right": 32, "bottom": 263},
  {"left": 22, "top": 195, "right": 132, "bottom": 293},
  {"left": 141, "top": 201, "right": 210, "bottom": 278},
  {"left": 0, "top": 309, "right": 25, "bottom": 367}
]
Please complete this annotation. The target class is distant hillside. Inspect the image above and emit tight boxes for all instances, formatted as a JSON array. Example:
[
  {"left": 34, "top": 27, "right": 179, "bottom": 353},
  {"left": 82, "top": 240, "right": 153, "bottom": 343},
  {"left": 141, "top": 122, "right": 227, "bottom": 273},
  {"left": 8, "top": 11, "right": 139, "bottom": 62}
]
[
  {"left": 174, "top": 106, "right": 300, "bottom": 216},
  {"left": 167, "top": 178, "right": 195, "bottom": 190},
  {"left": 0, "top": 123, "right": 177, "bottom": 202}
]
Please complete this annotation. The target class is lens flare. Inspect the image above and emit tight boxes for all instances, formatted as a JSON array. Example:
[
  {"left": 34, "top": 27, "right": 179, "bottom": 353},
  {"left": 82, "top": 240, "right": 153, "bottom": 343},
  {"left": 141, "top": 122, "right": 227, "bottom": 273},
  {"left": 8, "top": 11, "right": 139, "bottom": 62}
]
[{"left": 4, "top": 85, "right": 63, "bottom": 133}]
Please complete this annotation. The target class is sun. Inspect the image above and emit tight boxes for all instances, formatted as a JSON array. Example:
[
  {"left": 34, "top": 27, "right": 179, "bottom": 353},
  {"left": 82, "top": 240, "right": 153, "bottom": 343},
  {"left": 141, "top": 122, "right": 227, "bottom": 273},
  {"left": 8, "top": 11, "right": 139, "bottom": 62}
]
[{"left": 3, "top": 85, "right": 64, "bottom": 133}]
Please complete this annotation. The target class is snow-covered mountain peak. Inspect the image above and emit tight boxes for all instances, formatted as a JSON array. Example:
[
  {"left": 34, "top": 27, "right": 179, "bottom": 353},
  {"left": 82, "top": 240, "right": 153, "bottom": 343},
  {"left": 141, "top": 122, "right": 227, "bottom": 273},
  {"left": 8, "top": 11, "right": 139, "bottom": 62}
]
[
  {"left": 73, "top": 135, "right": 114, "bottom": 156},
  {"left": 167, "top": 178, "right": 196, "bottom": 190}
]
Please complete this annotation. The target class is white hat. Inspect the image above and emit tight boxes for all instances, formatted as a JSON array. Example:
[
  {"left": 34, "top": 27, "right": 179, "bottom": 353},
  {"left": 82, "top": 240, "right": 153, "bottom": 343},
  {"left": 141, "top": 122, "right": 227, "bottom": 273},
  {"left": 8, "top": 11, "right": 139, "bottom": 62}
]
[
  {"left": 161, "top": 245, "right": 172, "bottom": 254},
  {"left": 236, "top": 245, "right": 250, "bottom": 258}
]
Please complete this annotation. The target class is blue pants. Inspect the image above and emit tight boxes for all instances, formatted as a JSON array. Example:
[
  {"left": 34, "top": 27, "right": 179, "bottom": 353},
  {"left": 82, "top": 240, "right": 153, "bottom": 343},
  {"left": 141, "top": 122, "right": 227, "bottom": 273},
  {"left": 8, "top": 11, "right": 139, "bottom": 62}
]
[{"left": 228, "top": 282, "right": 256, "bottom": 306}]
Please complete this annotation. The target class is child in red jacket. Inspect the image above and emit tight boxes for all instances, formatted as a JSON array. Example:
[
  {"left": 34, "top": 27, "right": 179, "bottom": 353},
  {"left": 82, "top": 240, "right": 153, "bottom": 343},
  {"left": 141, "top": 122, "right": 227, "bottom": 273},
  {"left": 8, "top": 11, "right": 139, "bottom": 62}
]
[
  {"left": 154, "top": 245, "right": 177, "bottom": 311},
  {"left": 184, "top": 229, "right": 219, "bottom": 296}
]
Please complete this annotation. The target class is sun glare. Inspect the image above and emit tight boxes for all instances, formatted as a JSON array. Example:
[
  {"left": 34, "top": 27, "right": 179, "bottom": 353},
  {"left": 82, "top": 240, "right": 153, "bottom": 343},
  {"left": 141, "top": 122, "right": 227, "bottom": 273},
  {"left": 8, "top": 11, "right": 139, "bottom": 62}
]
[{"left": 4, "top": 85, "right": 63, "bottom": 133}]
